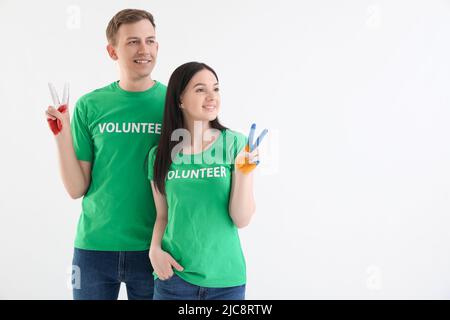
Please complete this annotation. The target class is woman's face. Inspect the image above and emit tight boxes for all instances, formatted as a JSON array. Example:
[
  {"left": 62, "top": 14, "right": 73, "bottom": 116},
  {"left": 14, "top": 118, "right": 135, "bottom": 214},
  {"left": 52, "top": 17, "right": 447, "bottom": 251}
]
[{"left": 180, "top": 69, "right": 220, "bottom": 123}]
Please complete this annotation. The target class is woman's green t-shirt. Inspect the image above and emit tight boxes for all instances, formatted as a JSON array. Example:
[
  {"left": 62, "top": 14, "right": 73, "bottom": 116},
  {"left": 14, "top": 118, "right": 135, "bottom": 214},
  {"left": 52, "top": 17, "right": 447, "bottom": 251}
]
[{"left": 147, "top": 129, "right": 248, "bottom": 288}]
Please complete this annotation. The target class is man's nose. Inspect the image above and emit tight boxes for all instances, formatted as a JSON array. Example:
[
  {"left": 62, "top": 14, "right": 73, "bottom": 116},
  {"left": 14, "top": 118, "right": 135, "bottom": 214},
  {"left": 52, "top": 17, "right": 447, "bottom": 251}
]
[{"left": 137, "top": 41, "right": 150, "bottom": 54}]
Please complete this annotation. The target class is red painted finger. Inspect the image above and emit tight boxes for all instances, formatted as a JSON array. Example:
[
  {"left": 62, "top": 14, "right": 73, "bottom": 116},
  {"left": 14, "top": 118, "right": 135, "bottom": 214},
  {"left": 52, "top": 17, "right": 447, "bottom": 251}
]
[{"left": 47, "top": 104, "right": 68, "bottom": 135}]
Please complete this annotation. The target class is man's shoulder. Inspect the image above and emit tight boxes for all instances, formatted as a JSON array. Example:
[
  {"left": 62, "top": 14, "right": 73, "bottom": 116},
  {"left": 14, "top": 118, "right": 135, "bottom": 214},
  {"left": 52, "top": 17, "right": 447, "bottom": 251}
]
[
  {"left": 149, "top": 81, "right": 167, "bottom": 97},
  {"left": 155, "top": 81, "right": 167, "bottom": 90},
  {"left": 77, "top": 82, "right": 116, "bottom": 104}
]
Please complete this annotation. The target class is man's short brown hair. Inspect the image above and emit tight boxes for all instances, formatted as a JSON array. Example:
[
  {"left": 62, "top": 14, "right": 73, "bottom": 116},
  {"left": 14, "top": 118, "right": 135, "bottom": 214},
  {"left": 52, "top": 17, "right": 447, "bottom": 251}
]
[{"left": 106, "top": 9, "right": 155, "bottom": 46}]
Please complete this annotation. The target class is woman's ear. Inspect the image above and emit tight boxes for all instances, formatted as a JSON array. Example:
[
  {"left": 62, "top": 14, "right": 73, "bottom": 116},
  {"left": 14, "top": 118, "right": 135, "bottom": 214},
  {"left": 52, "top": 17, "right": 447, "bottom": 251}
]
[{"left": 179, "top": 97, "right": 184, "bottom": 109}]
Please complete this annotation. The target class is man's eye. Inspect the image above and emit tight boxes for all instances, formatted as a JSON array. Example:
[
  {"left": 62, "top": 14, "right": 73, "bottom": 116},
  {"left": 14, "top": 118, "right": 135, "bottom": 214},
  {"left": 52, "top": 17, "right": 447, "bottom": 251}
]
[
  {"left": 147, "top": 40, "right": 155, "bottom": 44},
  {"left": 214, "top": 88, "right": 220, "bottom": 92},
  {"left": 129, "top": 41, "right": 138, "bottom": 44}
]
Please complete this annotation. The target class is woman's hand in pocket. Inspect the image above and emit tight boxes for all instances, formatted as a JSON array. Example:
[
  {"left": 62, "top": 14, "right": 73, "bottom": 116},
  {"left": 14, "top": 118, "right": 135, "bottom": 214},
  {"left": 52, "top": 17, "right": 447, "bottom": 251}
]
[{"left": 149, "top": 247, "right": 184, "bottom": 280}]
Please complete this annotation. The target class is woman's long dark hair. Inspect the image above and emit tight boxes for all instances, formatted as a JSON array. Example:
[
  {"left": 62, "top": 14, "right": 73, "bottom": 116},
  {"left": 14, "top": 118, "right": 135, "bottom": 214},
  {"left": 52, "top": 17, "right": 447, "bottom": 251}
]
[{"left": 153, "top": 62, "right": 227, "bottom": 195}]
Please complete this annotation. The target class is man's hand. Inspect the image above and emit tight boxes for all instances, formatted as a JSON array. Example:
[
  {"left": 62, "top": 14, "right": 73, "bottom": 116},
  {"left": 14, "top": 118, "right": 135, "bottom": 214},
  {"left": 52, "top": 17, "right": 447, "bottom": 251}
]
[
  {"left": 46, "top": 104, "right": 69, "bottom": 135},
  {"left": 46, "top": 82, "right": 70, "bottom": 135}
]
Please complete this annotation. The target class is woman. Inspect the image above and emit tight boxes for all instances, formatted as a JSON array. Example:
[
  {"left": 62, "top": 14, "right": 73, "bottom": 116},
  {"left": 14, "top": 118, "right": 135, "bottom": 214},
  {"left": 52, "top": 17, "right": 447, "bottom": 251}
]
[{"left": 147, "top": 62, "right": 266, "bottom": 300}]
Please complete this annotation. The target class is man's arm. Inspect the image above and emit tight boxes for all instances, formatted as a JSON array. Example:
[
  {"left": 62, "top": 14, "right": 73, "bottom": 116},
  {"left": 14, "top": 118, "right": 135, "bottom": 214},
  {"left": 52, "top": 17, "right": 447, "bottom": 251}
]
[{"left": 46, "top": 106, "right": 91, "bottom": 199}]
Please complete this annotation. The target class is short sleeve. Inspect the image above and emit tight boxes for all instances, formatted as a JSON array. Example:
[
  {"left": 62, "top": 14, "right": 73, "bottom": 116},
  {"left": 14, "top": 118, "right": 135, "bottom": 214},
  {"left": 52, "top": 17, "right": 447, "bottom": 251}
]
[
  {"left": 234, "top": 132, "right": 248, "bottom": 156},
  {"left": 71, "top": 99, "right": 93, "bottom": 162},
  {"left": 228, "top": 130, "right": 248, "bottom": 170},
  {"left": 147, "top": 146, "right": 158, "bottom": 181}
]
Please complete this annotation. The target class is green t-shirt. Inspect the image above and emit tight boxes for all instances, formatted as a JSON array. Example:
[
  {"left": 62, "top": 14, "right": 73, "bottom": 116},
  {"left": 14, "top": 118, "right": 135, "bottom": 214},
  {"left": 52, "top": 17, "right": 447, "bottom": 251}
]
[
  {"left": 71, "top": 80, "right": 166, "bottom": 251},
  {"left": 147, "top": 129, "right": 248, "bottom": 288}
]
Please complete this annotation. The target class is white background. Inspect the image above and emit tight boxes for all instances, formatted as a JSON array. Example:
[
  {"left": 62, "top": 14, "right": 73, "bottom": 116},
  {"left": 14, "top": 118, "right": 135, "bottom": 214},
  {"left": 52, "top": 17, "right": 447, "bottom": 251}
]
[{"left": 1, "top": 0, "right": 450, "bottom": 299}]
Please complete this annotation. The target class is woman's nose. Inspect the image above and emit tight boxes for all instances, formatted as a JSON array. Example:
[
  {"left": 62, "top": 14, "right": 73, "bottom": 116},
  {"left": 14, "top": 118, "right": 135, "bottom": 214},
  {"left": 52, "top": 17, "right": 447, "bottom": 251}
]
[{"left": 206, "top": 90, "right": 217, "bottom": 99}]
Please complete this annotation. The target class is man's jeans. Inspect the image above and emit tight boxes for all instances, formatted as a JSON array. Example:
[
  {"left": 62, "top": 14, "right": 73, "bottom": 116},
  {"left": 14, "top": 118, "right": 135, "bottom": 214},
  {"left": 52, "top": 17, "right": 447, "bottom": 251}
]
[{"left": 72, "top": 248, "right": 154, "bottom": 300}]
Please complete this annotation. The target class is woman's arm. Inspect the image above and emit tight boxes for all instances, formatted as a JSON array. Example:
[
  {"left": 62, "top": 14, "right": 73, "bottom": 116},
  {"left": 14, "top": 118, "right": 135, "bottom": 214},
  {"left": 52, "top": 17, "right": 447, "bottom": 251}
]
[
  {"left": 229, "top": 125, "right": 267, "bottom": 228},
  {"left": 149, "top": 181, "right": 183, "bottom": 280},
  {"left": 149, "top": 181, "right": 169, "bottom": 250},
  {"left": 229, "top": 168, "right": 256, "bottom": 229}
]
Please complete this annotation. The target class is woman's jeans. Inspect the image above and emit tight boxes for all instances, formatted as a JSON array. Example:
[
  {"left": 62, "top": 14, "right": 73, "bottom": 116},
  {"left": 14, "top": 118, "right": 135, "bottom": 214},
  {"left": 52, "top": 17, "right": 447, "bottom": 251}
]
[
  {"left": 153, "top": 273, "right": 245, "bottom": 300},
  {"left": 72, "top": 248, "right": 154, "bottom": 300}
]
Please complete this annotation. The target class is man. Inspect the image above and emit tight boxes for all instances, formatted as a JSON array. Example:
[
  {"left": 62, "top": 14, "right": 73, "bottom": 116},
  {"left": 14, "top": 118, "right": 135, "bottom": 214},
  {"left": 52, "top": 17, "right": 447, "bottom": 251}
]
[{"left": 45, "top": 9, "right": 165, "bottom": 300}]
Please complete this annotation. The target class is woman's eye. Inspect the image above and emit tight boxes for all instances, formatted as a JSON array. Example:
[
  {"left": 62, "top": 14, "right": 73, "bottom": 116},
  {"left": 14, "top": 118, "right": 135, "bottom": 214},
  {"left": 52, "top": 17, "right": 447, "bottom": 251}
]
[
  {"left": 214, "top": 88, "right": 220, "bottom": 92},
  {"left": 129, "top": 41, "right": 137, "bottom": 45},
  {"left": 196, "top": 88, "right": 205, "bottom": 92}
]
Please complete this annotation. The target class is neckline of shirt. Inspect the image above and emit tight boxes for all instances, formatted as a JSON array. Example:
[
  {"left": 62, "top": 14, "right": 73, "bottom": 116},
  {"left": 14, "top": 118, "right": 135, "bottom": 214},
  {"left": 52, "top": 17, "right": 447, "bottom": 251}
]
[{"left": 113, "top": 80, "right": 161, "bottom": 97}]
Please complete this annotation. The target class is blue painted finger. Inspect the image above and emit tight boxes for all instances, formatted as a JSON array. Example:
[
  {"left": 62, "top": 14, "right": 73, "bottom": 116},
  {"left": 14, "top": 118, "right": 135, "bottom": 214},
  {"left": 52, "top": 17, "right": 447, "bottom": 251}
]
[
  {"left": 248, "top": 123, "right": 256, "bottom": 152},
  {"left": 254, "top": 128, "right": 268, "bottom": 149}
]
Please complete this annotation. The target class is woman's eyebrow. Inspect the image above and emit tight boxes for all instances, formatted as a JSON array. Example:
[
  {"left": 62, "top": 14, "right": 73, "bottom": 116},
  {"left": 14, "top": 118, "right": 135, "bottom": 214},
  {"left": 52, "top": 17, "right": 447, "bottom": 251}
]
[{"left": 193, "top": 82, "right": 219, "bottom": 88}]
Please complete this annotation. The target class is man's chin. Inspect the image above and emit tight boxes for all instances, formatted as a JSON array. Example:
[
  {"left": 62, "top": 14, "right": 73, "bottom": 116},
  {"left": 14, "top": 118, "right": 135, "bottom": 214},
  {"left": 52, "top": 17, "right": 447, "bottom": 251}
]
[
  {"left": 133, "top": 70, "right": 154, "bottom": 80},
  {"left": 138, "top": 72, "right": 152, "bottom": 78}
]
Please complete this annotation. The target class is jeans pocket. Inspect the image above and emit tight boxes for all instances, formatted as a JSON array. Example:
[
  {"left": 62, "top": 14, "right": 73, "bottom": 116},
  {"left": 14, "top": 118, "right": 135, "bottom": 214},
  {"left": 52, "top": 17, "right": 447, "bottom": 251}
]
[{"left": 158, "top": 273, "right": 178, "bottom": 283}]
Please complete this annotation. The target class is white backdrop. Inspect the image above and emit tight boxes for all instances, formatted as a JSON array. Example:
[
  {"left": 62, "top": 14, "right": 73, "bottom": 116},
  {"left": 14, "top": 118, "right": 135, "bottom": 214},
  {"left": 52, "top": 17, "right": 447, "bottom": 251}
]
[{"left": 1, "top": 0, "right": 450, "bottom": 299}]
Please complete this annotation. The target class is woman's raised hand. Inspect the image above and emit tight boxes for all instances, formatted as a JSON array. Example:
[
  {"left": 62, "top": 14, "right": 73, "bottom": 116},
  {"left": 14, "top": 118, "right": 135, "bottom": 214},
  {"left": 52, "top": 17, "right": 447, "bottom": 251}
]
[{"left": 235, "top": 123, "right": 268, "bottom": 174}]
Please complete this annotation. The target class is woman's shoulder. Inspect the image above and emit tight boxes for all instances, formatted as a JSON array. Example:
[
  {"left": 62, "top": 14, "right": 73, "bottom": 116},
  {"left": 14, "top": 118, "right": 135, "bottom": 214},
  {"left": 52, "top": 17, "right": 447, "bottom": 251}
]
[
  {"left": 224, "top": 129, "right": 246, "bottom": 142},
  {"left": 223, "top": 129, "right": 248, "bottom": 153}
]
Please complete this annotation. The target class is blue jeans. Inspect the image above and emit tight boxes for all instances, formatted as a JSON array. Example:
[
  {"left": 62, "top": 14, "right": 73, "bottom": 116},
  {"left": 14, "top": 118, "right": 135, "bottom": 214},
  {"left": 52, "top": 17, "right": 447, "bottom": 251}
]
[
  {"left": 154, "top": 273, "right": 246, "bottom": 300},
  {"left": 71, "top": 248, "right": 154, "bottom": 300}
]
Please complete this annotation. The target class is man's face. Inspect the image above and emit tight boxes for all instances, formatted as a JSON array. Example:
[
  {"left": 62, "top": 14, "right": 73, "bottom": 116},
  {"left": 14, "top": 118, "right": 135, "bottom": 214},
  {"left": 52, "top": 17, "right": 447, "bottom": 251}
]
[{"left": 107, "top": 19, "right": 158, "bottom": 81}]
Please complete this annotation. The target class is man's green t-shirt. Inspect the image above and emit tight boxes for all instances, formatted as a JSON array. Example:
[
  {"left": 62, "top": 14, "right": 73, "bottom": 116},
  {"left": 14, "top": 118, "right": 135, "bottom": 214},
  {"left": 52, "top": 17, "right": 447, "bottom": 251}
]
[
  {"left": 71, "top": 80, "right": 166, "bottom": 251},
  {"left": 147, "top": 129, "right": 248, "bottom": 288}
]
